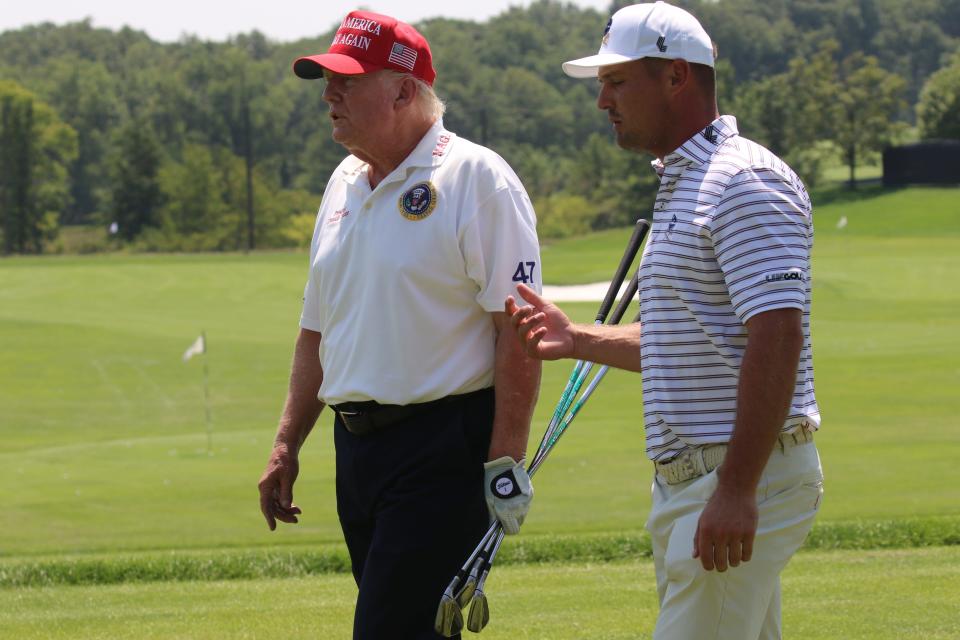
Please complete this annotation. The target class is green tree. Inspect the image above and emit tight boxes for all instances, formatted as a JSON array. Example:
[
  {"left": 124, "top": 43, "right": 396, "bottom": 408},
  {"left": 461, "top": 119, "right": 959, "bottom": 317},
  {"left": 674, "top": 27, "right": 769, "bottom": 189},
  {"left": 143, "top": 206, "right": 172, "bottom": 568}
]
[
  {"left": 154, "top": 144, "right": 228, "bottom": 248},
  {"left": 734, "top": 43, "right": 840, "bottom": 164},
  {"left": 40, "top": 58, "right": 121, "bottom": 225},
  {"left": 917, "top": 50, "right": 960, "bottom": 140},
  {"left": 105, "top": 119, "right": 163, "bottom": 240},
  {"left": 835, "top": 53, "right": 907, "bottom": 185},
  {"left": 0, "top": 81, "right": 77, "bottom": 254},
  {"left": 205, "top": 42, "right": 285, "bottom": 251}
]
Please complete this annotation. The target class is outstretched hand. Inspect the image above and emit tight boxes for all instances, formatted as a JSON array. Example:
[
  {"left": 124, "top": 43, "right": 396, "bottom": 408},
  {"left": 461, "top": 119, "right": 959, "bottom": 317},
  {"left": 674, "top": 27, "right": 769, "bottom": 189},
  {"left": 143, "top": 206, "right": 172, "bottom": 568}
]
[{"left": 505, "top": 284, "right": 575, "bottom": 361}]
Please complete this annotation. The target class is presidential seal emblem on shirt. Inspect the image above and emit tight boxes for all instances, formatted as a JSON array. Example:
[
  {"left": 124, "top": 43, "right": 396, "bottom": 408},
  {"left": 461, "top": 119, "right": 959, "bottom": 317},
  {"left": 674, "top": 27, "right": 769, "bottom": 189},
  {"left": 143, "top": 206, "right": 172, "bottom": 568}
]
[{"left": 399, "top": 182, "right": 438, "bottom": 221}]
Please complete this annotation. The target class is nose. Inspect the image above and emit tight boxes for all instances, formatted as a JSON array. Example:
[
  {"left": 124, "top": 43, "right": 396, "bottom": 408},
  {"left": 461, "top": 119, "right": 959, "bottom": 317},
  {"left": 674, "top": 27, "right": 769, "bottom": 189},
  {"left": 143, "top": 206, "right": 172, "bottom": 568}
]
[
  {"left": 596, "top": 82, "right": 612, "bottom": 111},
  {"left": 322, "top": 79, "right": 340, "bottom": 104}
]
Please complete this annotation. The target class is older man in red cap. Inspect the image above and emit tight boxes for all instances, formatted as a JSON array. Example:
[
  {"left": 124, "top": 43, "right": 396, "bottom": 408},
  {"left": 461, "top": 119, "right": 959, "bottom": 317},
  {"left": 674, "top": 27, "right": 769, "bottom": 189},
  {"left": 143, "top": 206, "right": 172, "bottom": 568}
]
[{"left": 257, "top": 10, "right": 542, "bottom": 639}]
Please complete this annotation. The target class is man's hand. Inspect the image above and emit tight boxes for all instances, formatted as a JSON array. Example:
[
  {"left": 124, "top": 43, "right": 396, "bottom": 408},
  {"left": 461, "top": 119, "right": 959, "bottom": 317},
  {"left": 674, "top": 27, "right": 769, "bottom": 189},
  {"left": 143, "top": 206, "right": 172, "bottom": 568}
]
[
  {"left": 258, "top": 443, "right": 303, "bottom": 531},
  {"left": 692, "top": 477, "right": 758, "bottom": 571},
  {"left": 483, "top": 456, "right": 533, "bottom": 535},
  {"left": 505, "top": 284, "right": 575, "bottom": 361}
]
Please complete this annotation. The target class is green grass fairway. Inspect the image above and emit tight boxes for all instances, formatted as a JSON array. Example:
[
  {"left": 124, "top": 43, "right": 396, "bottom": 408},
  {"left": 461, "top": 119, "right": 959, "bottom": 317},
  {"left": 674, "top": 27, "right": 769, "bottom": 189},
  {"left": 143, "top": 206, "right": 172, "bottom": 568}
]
[
  {"left": 2, "top": 547, "right": 958, "bottom": 639},
  {"left": 0, "top": 187, "right": 958, "bottom": 558}
]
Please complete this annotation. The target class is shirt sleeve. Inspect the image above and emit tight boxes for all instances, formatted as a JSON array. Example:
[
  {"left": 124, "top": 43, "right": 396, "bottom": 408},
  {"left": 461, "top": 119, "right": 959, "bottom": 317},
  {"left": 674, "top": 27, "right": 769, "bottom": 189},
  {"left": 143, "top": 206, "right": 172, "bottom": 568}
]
[
  {"left": 460, "top": 186, "right": 542, "bottom": 312},
  {"left": 708, "top": 167, "right": 812, "bottom": 324},
  {"left": 299, "top": 207, "right": 325, "bottom": 332}
]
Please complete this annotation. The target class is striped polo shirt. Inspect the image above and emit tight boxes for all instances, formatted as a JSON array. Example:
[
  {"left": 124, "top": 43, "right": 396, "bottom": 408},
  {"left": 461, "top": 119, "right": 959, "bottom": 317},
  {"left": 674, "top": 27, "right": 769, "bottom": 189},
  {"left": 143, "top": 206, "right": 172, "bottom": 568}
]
[{"left": 638, "top": 115, "right": 821, "bottom": 462}]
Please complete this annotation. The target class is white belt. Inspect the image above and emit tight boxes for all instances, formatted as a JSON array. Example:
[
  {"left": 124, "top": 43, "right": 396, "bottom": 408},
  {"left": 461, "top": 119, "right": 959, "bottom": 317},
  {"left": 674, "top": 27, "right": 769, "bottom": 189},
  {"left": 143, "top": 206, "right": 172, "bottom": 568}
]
[
  {"left": 655, "top": 427, "right": 815, "bottom": 485},
  {"left": 655, "top": 444, "right": 727, "bottom": 485}
]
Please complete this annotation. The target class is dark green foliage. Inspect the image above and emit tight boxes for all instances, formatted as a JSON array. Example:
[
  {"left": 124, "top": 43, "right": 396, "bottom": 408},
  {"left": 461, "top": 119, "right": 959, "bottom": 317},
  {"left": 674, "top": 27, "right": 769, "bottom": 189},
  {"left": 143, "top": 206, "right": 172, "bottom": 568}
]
[
  {"left": 917, "top": 50, "right": 960, "bottom": 140},
  {"left": 106, "top": 119, "right": 163, "bottom": 240},
  {"left": 0, "top": 0, "right": 956, "bottom": 250},
  {"left": 0, "top": 94, "right": 36, "bottom": 253},
  {"left": 0, "top": 81, "right": 77, "bottom": 254}
]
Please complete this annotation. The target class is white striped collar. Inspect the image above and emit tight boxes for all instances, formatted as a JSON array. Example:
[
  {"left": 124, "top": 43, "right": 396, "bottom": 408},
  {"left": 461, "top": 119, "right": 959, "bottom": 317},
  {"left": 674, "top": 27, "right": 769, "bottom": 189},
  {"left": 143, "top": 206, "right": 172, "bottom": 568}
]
[{"left": 651, "top": 115, "right": 739, "bottom": 175}]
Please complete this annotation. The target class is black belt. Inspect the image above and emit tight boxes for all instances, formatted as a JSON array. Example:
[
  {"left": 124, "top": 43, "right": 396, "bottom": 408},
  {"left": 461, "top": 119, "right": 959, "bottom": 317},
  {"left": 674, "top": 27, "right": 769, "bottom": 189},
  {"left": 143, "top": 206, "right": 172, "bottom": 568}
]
[{"left": 333, "top": 388, "right": 492, "bottom": 436}]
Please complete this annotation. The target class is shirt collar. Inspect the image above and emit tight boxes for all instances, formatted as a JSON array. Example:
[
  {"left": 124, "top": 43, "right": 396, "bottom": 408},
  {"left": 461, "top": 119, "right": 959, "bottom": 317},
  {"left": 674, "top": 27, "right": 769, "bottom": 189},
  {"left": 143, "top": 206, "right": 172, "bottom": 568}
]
[
  {"left": 339, "top": 119, "right": 457, "bottom": 187},
  {"left": 650, "top": 115, "right": 739, "bottom": 175}
]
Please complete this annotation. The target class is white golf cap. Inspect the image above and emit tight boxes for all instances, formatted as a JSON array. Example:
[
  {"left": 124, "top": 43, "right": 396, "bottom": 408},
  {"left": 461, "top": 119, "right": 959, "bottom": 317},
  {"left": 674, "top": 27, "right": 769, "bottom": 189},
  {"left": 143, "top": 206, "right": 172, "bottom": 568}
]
[{"left": 562, "top": 1, "right": 715, "bottom": 78}]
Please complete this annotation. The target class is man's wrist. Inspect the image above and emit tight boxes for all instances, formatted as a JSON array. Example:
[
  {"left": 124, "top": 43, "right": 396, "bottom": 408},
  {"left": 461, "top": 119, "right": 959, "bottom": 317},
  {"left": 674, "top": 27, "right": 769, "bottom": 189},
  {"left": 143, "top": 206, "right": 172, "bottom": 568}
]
[
  {"left": 272, "top": 436, "right": 299, "bottom": 455},
  {"left": 715, "top": 463, "right": 761, "bottom": 496},
  {"left": 570, "top": 323, "right": 588, "bottom": 361}
]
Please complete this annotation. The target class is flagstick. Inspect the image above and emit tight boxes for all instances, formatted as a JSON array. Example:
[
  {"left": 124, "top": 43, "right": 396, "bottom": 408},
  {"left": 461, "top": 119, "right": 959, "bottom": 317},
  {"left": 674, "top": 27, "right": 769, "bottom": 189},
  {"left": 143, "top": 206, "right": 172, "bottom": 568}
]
[{"left": 201, "top": 330, "right": 213, "bottom": 455}]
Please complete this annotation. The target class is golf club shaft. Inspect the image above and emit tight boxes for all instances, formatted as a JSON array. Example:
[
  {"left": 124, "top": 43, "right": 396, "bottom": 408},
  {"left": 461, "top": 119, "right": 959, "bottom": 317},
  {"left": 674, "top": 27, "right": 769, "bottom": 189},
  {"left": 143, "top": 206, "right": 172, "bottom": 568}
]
[
  {"left": 476, "top": 529, "right": 505, "bottom": 591},
  {"left": 531, "top": 220, "right": 647, "bottom": 459},
  {"left": 533, "top": 309, "right": 641, "bottom": 471},
  {"left": 532, "top": 267, "right": 642, "bottom": 463},
  {"left": 595, "top": 219, "right": 649, "bottom": 323},
  {"left": 530, "top": 271, "right": 639, "bottom": 468},
  {"left": 440, "top": 223, "right": 649, "bottom": 608}
]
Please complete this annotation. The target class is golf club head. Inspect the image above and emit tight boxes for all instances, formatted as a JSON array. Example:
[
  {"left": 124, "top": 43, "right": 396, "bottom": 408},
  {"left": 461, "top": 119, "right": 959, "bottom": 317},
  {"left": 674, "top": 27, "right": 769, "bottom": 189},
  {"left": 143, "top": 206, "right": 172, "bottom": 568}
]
[
  {"left": 434, "top": 592, "right": 464, "bottom": 637},
  {"left": 466, "top": 589, "right": 490, "bottom": 633},
  {"left": 455, "top": 575, "right": 477, "bottom": 609}
]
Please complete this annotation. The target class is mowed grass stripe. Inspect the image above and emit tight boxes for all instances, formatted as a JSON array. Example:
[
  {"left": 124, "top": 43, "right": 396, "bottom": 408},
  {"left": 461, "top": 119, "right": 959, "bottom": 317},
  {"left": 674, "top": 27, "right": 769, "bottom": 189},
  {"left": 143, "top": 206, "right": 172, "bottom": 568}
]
[
  {"left": 2, "top": 517, "right": 958, "bottom": 588},
  {"left": 0, "top": 186, "right": 958, "bottom": 557},
  {"left": 1, "top": 548, "right": 958, "bottom": 639}
]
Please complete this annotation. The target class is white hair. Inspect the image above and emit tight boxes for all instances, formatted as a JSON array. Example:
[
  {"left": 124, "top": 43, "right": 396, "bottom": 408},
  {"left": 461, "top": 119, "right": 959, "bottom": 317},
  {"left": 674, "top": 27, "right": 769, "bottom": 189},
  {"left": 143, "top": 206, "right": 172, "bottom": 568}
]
[{"left": 380, "top": 70, "right": 446, "bottom": 121}]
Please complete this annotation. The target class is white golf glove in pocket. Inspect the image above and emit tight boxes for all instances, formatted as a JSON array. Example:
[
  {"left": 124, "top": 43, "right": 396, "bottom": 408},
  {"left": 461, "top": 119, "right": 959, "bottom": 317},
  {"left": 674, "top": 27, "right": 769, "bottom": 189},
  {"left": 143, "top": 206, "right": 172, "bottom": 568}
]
[{"left": 483, "top": 456, "right": 533, "bottom": 535}]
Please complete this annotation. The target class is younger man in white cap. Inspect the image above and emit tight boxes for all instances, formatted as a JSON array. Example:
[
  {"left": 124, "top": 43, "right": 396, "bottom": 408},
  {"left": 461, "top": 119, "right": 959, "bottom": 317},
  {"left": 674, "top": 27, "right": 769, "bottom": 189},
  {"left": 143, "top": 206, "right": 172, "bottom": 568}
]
[{"left": 507, "top": 3, "right": 823, "bottom": 638}]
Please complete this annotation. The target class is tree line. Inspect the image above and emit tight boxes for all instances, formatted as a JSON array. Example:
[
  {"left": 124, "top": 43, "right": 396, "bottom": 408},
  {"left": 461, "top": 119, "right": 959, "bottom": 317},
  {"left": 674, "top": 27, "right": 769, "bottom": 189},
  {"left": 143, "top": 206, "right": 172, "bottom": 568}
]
[{"left": 0, "top": 0, "right": 958, "bottom": 254}]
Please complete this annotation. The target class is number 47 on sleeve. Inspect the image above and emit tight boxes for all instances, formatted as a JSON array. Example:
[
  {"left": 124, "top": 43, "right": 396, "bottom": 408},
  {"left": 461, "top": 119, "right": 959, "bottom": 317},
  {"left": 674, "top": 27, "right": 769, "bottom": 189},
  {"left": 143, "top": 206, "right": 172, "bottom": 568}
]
[{"left": 512, "top": 261, "right": 537, "bottom": 284}]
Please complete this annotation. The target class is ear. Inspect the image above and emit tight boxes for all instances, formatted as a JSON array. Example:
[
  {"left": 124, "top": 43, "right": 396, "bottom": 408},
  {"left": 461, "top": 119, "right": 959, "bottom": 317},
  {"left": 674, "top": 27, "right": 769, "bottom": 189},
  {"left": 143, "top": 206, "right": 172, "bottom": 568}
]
[
  {"left": 394, "top": 76, "right": 418, "bottom": 110},
  {"left": 667, "top": 59, "right": 691, "bottom": 94}
]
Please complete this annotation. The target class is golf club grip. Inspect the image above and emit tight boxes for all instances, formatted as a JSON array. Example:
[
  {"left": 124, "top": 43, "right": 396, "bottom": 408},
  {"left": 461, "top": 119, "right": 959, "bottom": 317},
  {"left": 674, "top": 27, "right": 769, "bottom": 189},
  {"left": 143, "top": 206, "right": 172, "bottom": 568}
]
[
  {"left": 608, "top": 270, "right": 639, "bottom": 326},
  {"left": 595, "top": 219, "right": 650, "bottom": 323}
]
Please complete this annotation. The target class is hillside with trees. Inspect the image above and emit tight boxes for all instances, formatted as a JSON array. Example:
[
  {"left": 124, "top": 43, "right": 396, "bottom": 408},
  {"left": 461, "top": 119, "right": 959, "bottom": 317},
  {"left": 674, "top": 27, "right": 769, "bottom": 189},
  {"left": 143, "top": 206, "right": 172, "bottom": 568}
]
[{"left": 0, "top": 0, "right": 958, "bottom": 253}]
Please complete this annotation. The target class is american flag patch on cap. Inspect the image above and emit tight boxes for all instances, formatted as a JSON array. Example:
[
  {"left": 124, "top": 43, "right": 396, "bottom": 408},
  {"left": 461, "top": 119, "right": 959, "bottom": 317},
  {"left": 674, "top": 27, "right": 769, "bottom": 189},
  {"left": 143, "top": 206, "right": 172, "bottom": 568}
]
[{"left": 388, "top": 42, "right": 418, "bottom": 71}]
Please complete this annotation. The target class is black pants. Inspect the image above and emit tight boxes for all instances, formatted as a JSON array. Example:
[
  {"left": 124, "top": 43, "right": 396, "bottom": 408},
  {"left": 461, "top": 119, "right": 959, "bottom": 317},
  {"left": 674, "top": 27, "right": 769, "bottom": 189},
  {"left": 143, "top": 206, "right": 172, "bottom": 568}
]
[{"left": 334, "top": 389, "right": 494, "bottom": 640}]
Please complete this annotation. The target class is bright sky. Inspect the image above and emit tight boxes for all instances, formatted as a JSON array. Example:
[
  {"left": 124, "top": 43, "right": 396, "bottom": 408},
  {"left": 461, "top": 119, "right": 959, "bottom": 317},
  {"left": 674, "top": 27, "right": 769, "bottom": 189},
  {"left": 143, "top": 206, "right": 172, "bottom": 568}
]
[{"left": 0, "top": 0, "right": 612, "bottom": 42}]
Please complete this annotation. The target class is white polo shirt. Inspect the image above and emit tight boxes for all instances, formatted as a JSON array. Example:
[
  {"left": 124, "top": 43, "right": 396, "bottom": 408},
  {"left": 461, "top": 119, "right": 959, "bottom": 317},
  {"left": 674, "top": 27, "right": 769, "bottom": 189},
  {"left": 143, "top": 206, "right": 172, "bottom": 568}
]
[
  {"left": 300, "top": 120, "right": 541, "bottom": 406},
  {"left": 638, "top": 116, "right": 821, "bottom": 461}
]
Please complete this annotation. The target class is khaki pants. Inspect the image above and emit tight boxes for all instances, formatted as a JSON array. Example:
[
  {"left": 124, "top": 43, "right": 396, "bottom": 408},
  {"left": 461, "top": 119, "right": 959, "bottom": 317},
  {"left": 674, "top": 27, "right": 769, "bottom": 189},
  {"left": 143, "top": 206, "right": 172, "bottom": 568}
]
[{"left": 647, "top": 439, "right": 823, "bottom": 640}]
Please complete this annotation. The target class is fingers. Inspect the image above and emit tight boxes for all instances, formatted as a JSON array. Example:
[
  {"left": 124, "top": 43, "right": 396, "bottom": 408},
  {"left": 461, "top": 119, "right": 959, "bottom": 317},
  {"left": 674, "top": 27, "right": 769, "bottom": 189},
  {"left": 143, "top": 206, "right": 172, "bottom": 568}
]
[
  {"left": 279, "top": 474, "right": 294, "bottom": 510},
  {"left": 712, "top": 540, "right": 727, "bottom": 572},
  {"left": 515, "top": 283, "right": 545, "bottom": 307},
  {"left": 258, "top": 465, "right": 301, "bottom": 530},
  {"left": 258, "top": 482, "right": 277, "bottom": 531},
  {"left": 727, "top": 538, "right": 743, "bottom": 569},
  {"left": 742, "top": 534, "right": 754, "bottom": 563},
  {"left": 693, "top": 534, "right": 750, "bottom": 572},
  {"left": 500, "top": 514, "right": 520, "bottom": 535}
]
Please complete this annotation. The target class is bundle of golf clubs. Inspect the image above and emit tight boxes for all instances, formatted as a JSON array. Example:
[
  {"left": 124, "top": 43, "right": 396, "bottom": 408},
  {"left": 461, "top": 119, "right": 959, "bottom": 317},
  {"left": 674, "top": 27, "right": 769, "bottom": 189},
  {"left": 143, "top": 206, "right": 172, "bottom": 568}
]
[{"left": 435, "top": 218, "right": 651, "bottom": 637}]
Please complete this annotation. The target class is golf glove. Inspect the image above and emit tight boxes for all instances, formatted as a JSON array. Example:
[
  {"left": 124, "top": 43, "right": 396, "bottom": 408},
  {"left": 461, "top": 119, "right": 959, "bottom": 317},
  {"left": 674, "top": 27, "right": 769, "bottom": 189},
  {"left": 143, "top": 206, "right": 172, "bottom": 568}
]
[{"left": 483, "top": 456, "right": 533, "bottom": 535}]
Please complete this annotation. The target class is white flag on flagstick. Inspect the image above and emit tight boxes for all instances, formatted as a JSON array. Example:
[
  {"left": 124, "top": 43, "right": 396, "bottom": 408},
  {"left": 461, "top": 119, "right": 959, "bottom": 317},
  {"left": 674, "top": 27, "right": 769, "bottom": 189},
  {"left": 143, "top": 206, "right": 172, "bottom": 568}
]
[{"left": 183, "top": 334, "right": 205, "bottom": 362}]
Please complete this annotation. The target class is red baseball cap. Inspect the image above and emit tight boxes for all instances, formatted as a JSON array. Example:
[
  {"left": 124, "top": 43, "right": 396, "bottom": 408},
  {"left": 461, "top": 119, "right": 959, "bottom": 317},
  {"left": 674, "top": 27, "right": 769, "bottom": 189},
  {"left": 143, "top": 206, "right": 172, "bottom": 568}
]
[{"left": 293, "top": 10, "right": 436, "bottom": 86}]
